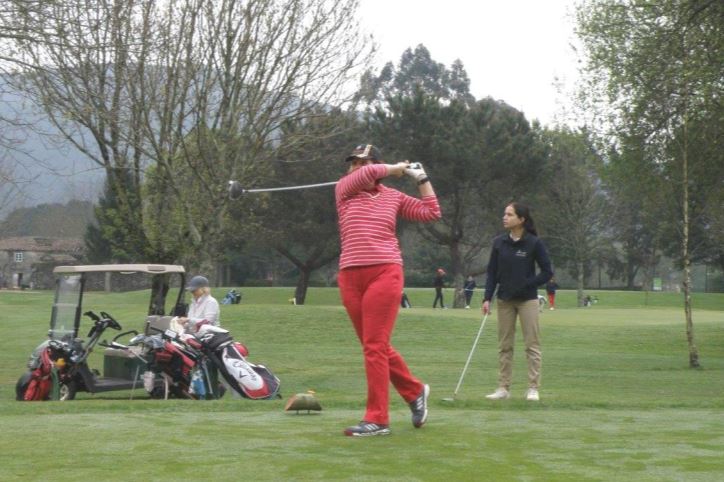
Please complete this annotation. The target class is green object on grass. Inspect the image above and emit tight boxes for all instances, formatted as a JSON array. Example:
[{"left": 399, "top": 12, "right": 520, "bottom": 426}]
[{"left": 285, "top": 392, "right": 322, "bottom": 413}]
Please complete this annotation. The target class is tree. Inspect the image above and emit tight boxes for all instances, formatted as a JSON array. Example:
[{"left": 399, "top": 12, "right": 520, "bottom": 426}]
[
  {"left": 361, "top": 47, "right": 546, "bottom": 306},
  {"left": 3, "top": 0, "right": 156, "bottom": 260},
  {"left": 600, "top": 134, "right": 663, "bottom": 290},
  {"left": 136, "top": 0, "right": 373, "bottom": 276},
  {"left": 576, "top": 0, "right": 724, "bottom": 367},
  {"left": 1, "top": 200, "right": 95, "bottom": 238},
  {"left": 1, "top": 0, "right": 373, "bottom": 272},
  {"left": 85, "top": 170, "right": 148, "bottom": 263},
  {"left": 255, "top": 109, "right": 363, "bottom": 304},
  {"left": 357, "top": 45, "right": 475, "bottom": 107},
  {"left": 537, "top": 128, "right": 608, "bottom": 305},
  {"left": 0, "top": 152, "right": 25, "bottom": 217}
]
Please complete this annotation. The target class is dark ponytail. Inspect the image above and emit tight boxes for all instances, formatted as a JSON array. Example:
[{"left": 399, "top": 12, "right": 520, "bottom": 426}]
[{"left": 509, "top": 202, "right": 538, "bottom": 236}]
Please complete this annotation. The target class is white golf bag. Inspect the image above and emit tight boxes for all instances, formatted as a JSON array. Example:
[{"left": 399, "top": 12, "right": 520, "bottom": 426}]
[{"left": 195, "top": 326, "right": 280, "bottom": 400}]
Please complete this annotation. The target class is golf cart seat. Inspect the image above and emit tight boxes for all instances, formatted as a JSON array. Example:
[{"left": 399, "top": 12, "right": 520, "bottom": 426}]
[
  {"left": 103, "top": 345, "right": 146, "bottom": 381},
  {"left": 144, "top": 315, "right": 174, "bottom": 335},
  {"left": 102, "top": 315, "right": 173, "bottom": 380}
]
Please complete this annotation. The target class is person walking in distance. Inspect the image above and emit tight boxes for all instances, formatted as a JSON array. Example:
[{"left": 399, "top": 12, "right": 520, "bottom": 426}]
[
  {"left": 336, "top": 144, "right": 442, "bottom": 436},
  {"left": 482, "top": 203, "right": 553, "bottom": 402},
  {"left": 463, "top": 275, "right": 477, "bottom": 309},
  {"left": 433, "top": 268, "right": 446, "bottom": 308},
  {"left": 545, "top": 278, "right": 558, "bottom": 310}
]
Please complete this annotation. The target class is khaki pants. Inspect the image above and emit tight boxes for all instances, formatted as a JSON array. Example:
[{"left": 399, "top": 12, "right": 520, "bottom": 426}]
[{"left": 496, "top": 299, "right": 541, "bottom": 390}]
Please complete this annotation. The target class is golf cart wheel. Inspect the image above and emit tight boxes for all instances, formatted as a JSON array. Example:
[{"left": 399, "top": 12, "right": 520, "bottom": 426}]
[
  {"left": 15, "top": 372, "right": 33, "bottom": 401},
  {"left": 58, "top": 380, "right": 78, "bottom": 401},
  {"left": 171, "top": 386, "right": 193, "bottom": 399},
  {"left": 149, "top": 386, "right": 166, "bottom": 399}
]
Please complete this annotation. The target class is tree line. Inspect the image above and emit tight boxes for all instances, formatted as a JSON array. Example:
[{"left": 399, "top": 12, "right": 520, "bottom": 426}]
[{"left": 1, "top": 1, "right": 721, "bottom": 366}]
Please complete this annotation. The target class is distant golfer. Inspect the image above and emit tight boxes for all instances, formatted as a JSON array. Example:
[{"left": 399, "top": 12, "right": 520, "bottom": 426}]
[
  {"left": 433, "top": 268, "right": 446, "bottom": 308},
  {"left": 482, "top": 203, "right": 553, "bottom": 402},
  {"left": 178, "top": 275, "right": 220, "bottom": 332},
  {"left": 545, "top": 278, "right": 558, "bottom": 310},
  {"left": 463, "top": 275, "right": 477, "bottom": 309},
  {"left": 336, "top": 144, "right": 441, "bottom": 436}
]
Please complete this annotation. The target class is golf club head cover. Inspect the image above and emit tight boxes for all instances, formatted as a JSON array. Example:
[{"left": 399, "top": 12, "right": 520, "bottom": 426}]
[{"left": 404, "top": 162, "right": 427, "bottom": 182}]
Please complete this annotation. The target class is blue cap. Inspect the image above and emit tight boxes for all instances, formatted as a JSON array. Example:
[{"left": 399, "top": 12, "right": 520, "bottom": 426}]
[{"left": 186, "top": 275, "right": 209, "bottom": 291}]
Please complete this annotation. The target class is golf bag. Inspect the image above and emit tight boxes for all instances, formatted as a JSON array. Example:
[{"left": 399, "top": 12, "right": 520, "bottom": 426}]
[
  {"left": 195, "top": 326, "right": 280, "bottom": 400},
  {"left": 400, "top": 292, "right": 411, "bottom": 308},
  {"left": 131, "top": 330, "right": 202, "bottom": 399},
  {"left": 221, "top": 289, "right": 242, "bottom": 305},
  {"left": 17, "top": 341, "right": 54, "bottom": 401}
]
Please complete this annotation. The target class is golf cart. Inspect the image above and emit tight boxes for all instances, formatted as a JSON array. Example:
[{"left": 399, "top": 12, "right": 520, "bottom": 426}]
[{"left": 16, "top": 264, "right": 188, "bottom": 401}]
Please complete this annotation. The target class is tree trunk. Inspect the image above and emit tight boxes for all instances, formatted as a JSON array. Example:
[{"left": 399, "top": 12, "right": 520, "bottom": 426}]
[
  {"left": 576, "top": 259, "right": 585, "bottom": 307},
  {"left": 149, "top": 274, "right": 170, "bottom": 316},
  {"left": 295, "top": 268, "right": 311, "bottom": 305},
  {"left": 597, "top": 261, "right": 602, "bottom": 288},
  {"left": 275, "top": 245, "right": 338, "bottom": 306},
  {"left": 626, "top": 255, "right": 637, "bottom": 289},
  {"left": 449, "top": 241, "right": 466, "bottom": 308},
  {"left": 682, "top": 116, "right": 700, "bottom": 368}
]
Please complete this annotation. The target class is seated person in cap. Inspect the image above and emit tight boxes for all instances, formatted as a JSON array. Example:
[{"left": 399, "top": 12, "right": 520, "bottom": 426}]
[{"left": 177, "top": 275, "right": 220, "bottom": 332}]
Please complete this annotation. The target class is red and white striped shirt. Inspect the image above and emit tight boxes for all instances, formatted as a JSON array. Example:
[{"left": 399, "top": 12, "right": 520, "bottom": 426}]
[{"left": 336, "top": 164, "right": 442, "bottom": 269}]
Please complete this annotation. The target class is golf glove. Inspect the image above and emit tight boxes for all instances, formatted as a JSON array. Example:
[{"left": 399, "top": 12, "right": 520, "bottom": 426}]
[{"left": 405, "top": 162, "right": 428, "bottom": 182}]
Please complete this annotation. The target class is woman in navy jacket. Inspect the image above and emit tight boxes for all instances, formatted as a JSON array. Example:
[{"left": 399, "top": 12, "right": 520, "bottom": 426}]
[{"left": 482, "top": 202, "right": 553, "bottom": 401}]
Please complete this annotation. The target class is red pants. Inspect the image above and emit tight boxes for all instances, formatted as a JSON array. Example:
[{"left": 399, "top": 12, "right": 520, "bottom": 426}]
[
  {"left": 548, "top": 292, "right": 555, "bottom": 307},
  {"left": 338, "top": 263, "right": 423, "bottom": 425}
]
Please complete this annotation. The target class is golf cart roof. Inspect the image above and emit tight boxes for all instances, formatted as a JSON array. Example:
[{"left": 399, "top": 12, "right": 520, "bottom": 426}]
[{"left": 53, "top": 264, "right": 186, "bottom": 274}]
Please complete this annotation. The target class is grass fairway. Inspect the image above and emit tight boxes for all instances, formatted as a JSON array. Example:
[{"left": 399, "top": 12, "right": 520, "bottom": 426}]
[{"left": 1, "top": 288, "right": 723, "bottom": 481}]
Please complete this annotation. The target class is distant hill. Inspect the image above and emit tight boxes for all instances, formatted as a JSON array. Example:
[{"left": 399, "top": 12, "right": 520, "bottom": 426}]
[
  {"left": 0, "top": 79, "right": 104, "bottom": 217},
  {"left": 0, "top": 200, "right": 96, "bottom": 238}
]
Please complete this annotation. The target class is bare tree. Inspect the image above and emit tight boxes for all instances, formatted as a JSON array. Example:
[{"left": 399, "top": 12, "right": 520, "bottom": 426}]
[
  {"left": 1, "top": 0, "right": 373, "bottom": 274},
  {"left": 137, "top": 0, "right": 373, "bottom": 274}
]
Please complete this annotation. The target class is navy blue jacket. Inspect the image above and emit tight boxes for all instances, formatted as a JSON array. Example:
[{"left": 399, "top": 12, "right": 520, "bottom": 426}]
[{"left": 484, "top": 232, "right": 553, "bottom": 302}]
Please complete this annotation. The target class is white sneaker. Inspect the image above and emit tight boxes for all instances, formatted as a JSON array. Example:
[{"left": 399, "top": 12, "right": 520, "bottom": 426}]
[
  {"left": 526, "top": 388, "right": 540, "bottom": 401},
  {"left": 485, "top": 388, "right": 510, "bottom": 400},
  {"left": 465, "top": 305, "right": 470, "bottom": 309}
]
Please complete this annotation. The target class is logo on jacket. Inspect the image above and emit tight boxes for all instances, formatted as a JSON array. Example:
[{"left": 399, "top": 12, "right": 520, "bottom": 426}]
[{"left": 515, "top": 250, "right": 527, "bottom": 257}]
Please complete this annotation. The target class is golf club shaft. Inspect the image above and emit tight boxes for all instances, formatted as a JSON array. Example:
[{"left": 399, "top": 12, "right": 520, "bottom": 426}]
[
  {"left": 237, "top": 180, "right": 338, "bottom": 194},
  {"left": 451, "top": 311, "right": 490, "bottom": 398}
]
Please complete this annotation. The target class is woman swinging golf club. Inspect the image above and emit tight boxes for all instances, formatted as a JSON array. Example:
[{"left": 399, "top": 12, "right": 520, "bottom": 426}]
[
  {"left": 482, "top": 202, "right": 553, "bottom": 402},
  {"left": 337, "top": 144, "right": 441, "bottom": 436}
]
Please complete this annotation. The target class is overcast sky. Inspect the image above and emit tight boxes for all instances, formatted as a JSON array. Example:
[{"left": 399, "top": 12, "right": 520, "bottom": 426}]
[{"left": 358, "top": 0, "right": 581, "bottom": 125}]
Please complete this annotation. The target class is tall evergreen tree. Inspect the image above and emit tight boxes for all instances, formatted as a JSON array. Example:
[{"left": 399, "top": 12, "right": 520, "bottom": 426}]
[
  {"left": 85, "top": 170, "right": 147, "bottom": 263},
  {"left": 361, "top": 45, "right": 546, "bottom": 307}
]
